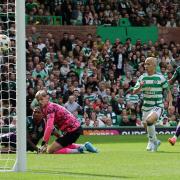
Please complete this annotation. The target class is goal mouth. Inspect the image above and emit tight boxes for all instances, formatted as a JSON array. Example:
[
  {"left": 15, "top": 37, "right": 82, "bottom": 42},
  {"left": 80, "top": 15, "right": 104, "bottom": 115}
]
[{"left": 0, "top": 0, "right": 26, "bottom": 172}]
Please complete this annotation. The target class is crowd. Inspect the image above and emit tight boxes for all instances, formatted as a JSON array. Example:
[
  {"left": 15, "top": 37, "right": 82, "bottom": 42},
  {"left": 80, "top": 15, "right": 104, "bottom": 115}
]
[
  {"left": 24, "top": 0, "right": 180, "bottom": 26},
  {"left": 1, "top": 0, "right": 179, "bottom": 27},
  {"left": 0, "top": 0, "right": 180, "bottom": 129},
  {"left": 1, "top": 23, "right": 179, "bottom": 128}
]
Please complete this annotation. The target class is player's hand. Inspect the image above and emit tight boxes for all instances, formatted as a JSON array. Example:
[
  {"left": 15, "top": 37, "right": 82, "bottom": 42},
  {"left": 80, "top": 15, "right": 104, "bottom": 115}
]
[
  {"left": 140, "top": 81, "right": 145, "bottom": 87},
  {"left": 39, "top": 144, "right": 48, "bottom": 154}
]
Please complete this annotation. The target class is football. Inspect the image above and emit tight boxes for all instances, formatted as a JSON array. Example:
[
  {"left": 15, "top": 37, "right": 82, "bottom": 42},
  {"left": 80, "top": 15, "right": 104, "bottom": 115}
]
[{"left": 0, "top": 34, "right": 10, "bottom": 54}]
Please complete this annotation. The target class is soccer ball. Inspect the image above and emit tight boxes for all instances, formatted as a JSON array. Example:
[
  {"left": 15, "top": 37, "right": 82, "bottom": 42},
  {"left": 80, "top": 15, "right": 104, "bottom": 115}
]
[{"left": 0, "top": 34, "right": 10, "bottom": 54}]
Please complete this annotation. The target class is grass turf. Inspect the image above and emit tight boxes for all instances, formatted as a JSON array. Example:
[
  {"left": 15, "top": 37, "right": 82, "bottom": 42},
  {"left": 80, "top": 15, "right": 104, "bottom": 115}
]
[{"left": 0, "top": 135, "right": 180, "bottom": 180}]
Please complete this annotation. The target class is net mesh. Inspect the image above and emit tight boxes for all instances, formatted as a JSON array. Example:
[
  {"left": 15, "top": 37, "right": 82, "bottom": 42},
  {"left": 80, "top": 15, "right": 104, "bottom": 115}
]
[{"left": 0, "top": 0, "right": 17, "bottom": 171}]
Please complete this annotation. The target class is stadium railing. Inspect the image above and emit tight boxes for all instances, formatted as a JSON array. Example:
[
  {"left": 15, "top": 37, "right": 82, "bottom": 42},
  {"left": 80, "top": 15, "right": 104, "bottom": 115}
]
[
  {"left": 0, "top": 14, "right": 62, "bottom": 25},
  {"left": 25, "top": 15, "right": 62, "bottom": 25}
]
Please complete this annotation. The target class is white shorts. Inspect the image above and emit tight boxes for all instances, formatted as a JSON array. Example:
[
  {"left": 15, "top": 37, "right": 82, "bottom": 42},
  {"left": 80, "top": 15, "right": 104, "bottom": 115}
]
[{"left": 142, "top": 107, "right": 163, "bottom": 123}]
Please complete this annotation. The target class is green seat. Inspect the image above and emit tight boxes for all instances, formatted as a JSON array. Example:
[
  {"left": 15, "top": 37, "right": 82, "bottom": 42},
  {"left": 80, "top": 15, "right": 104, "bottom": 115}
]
[{"left": 119, "top": 18, "right": 131, "bottom": 27}]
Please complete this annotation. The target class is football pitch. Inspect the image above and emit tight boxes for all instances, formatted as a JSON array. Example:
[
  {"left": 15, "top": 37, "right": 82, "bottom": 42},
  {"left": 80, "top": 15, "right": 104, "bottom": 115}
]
[{"left": 0, "top": 135, "right": 180, "bottom": 180}]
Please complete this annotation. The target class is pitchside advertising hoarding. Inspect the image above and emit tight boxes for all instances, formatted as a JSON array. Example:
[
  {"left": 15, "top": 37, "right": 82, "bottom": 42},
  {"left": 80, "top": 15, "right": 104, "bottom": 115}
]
[{"left": 83, "top": 127, "right": 176, "bottom": 136}]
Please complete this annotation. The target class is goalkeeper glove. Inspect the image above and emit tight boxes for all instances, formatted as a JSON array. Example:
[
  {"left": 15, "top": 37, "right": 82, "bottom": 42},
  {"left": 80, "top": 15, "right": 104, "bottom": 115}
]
[{"left": 39, "top": 142, "right": 48, "bottom": 154}]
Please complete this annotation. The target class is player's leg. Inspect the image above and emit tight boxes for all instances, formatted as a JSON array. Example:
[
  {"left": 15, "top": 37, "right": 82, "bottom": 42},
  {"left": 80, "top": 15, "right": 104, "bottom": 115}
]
[
  {"left": 144, "top": 107, "right": 162, "bottom": 152},
  {"left": 142, "top": 112, "right": 153, "bottom": 151},
  {"left": 142, "top": 121, "right": 153, "bottom": 151},
  {"left": 146, "top": 112, "right": 158, "bottom": 142},
  {"left": 47, "top": 126, "right": 83, "bottom": 154},
  {"left": 168, "top": 95, "right": 180, "bottom": 145},
  {"left": 83, "top": 142, "right": 98, "bottom": 153},
  {"left": 66, "top": 143, "right": 98, "bottom": 153},
  {"left": 66, "top": 143, "right": 81, "bottom": 149},
  {"left": 168, "top": 122, "right": 180, "bottom": 146},
  {"left": 48, "top": 141, "right": 83, "bottom": 154}
]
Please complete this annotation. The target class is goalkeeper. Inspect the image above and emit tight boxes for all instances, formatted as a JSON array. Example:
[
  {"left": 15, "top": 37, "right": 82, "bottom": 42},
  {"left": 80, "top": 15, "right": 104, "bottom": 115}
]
[{"left": 36, "top": 90, "right": 98, "bottom": 154}]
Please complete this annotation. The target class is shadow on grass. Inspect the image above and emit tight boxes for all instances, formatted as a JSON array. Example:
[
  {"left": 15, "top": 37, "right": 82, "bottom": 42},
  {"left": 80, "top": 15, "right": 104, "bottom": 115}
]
[
  {"left": 78, "top": 135, "right": 147, "bottom": 144},
  {"left": 29, "top": 169, "right": 133, "bottom": 179},
  {"left": 157, "top": 150, "right": 180, "bottom": 154},
  {"left": 78, "top": 135, "right": 174, "bottom": 144}
]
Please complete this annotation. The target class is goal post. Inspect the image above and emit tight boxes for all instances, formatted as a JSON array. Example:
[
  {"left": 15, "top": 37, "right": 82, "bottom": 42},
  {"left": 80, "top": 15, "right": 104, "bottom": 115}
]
[
  {"left": 0, "top": 0, "right": 26, "bottom": 172},
  {"left": 14, "top": 0, "right": 26, "bottom": 172}
]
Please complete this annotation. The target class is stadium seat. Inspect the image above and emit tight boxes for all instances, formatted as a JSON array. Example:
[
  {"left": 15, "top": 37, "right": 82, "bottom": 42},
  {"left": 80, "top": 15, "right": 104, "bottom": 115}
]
[{"left": 119, "top": 18, "right": 131, "bottom": 27}]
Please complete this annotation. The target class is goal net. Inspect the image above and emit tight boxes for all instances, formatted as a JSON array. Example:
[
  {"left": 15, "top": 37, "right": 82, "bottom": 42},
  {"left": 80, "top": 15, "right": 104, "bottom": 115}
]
[{"left": 0, "top": 0, "right": 26, "bottom": 172}]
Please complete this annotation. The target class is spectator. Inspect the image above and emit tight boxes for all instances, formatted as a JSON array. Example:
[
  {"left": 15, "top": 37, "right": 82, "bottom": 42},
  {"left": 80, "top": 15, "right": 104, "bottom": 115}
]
[
  {"left": 59, "top": 32, "right": 72, "bottom": 52},
  {"left": 9, "top": 2, "right": 179, "bottom": 129},
  {"left": 82, "top": 117, "right": 93, "bottom": 127},
  {"left": 64, "top": 95, "right": 82, "bottom": 114},
  {"left": 106, "top": 105, "right": 118, "bottom": 126}
]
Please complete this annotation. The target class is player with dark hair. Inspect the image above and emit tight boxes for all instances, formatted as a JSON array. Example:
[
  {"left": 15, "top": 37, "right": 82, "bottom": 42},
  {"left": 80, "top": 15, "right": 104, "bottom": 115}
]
[{"left": 0, "top": 107, "right": 46, "bottom": 153}]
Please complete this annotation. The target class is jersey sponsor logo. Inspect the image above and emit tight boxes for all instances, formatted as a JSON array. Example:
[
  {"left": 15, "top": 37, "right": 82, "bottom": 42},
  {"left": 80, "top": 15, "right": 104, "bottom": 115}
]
[
  {"left": 153, "top": 80, "right": 158, "bottom": 84},
  {"left": 152, "top": 107, "right": 161, "bottom": 112}
]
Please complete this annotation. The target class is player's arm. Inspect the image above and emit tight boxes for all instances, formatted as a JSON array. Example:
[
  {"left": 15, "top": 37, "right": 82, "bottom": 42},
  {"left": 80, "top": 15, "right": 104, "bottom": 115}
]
[
  {"left": 52, "top": 127, "right": 61, "bottom": 138},
  {"left": 132, "top": 79, "right": 144, "bottom": 94},
  {"left": 26, "top": 117, "right": 39, "bottom": 153},
  {"left": 162, "top": 77, "right": 173, "bottom": 107},
  {"left": 26, "top": 132, "right": 39, "bottom": 153},
  {"left": 41, "top": 112, "right": 55, "bottom": 146}
]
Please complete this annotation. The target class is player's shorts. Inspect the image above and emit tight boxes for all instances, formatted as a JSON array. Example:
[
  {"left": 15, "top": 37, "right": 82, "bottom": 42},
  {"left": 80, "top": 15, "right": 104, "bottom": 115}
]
[
  {"left": 55, "top": 126, "right": 83, "bottom": 147},
  {"left": 142, "top": 107, "right": 163, "bottom": 123}
]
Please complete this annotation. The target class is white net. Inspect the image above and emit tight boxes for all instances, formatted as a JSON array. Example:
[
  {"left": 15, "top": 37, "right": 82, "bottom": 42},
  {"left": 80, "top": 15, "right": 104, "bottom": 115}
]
[{"left": 0, "top": 0, "right": 17, "bottom": 171}]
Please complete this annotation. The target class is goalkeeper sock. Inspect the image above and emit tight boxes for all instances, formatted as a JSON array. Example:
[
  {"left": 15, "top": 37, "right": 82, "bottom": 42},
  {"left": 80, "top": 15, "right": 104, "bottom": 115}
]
[
  {"left": 54, "top": 148, "right": 80, "bottom": 154},
  {"left": 66, "top": 143, "right": 81, "bottom": 149}
]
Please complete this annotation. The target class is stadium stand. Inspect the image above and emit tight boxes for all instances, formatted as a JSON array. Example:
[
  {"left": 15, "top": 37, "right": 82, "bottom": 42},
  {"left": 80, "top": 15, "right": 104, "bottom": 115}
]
[
  {"left": 0, "top": 0, "right": 179, "bottom": 129},
  {"left": 24, "top": 0, "right": 180, "bottom": 27}
]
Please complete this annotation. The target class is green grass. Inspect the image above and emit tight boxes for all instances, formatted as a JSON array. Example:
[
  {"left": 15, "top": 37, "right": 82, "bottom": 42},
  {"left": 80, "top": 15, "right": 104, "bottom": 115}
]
[{"left": 0, "top": 135, "right": 180, "bottom": 180}]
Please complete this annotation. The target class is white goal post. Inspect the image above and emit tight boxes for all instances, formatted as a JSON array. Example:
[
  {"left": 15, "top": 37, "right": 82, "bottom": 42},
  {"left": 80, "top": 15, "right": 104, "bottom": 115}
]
[
  {"left": 15, "top": 0, "right": 26, "bottom": 172},
  {"left": 0, "top": 0, "right": 26, "bottom": 172}
]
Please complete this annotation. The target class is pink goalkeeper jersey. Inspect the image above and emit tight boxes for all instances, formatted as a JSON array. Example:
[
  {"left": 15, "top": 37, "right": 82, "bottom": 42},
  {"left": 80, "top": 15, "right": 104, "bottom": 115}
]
[{"left": 41, "top": 102, "right": 80, "bottom": 143}]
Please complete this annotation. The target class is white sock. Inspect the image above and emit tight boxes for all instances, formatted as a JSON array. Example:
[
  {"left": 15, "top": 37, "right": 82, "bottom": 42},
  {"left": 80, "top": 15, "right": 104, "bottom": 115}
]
[{"left": 147, "top": 124, "right": 157, "bottom": 142}]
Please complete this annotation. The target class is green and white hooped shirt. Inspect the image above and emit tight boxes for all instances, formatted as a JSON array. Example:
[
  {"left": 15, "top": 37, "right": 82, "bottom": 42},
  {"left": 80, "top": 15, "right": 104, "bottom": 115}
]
[{"left": 133, "top": 73, "right": 169, "bottom": 112}]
